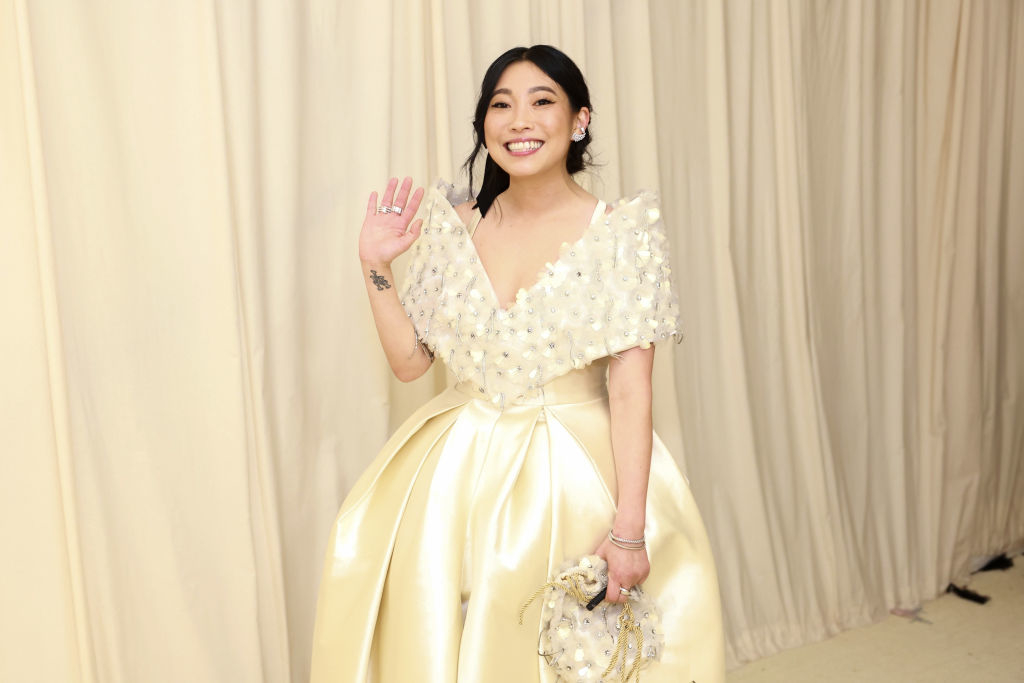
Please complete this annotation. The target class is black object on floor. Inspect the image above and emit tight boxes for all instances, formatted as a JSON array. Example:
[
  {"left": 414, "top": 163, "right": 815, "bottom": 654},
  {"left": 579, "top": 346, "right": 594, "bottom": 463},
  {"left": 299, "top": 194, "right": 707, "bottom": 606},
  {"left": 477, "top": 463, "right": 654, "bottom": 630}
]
[
  {"left": 946, "top": 583, "right": 990, "bottom": 604},
  {"left": 976, "top": 554, "right": 1014, "bottom": 572}
]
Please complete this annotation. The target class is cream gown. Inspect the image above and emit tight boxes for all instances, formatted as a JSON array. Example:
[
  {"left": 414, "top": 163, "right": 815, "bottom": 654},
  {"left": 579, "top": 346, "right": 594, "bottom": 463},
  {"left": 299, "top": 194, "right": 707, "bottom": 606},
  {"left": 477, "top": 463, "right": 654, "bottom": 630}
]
[{"left": 310, "top": 182, "right": 725, "bottom": 682}]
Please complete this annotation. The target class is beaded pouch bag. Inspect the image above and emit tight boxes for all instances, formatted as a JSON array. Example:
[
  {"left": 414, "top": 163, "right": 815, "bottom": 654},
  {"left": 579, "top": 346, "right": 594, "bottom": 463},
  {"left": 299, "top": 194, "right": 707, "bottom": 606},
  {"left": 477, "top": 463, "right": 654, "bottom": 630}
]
[{"left": 519, "top": 555, "right": 665, "bottom": 683}]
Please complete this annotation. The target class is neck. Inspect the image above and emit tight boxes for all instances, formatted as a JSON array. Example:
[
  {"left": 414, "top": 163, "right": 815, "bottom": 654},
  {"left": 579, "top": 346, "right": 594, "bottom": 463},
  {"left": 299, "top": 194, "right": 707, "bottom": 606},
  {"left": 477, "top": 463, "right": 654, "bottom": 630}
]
[{"left": 499, "top": 166, "right": 584, "bottom": 216}]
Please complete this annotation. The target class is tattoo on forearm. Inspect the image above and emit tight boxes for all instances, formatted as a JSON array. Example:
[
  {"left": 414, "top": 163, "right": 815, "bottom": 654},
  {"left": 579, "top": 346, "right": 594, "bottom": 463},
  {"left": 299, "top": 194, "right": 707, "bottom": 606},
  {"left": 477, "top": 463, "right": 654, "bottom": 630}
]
[{"left": 369, "top": 270, "right": 391, "bottom": 291}]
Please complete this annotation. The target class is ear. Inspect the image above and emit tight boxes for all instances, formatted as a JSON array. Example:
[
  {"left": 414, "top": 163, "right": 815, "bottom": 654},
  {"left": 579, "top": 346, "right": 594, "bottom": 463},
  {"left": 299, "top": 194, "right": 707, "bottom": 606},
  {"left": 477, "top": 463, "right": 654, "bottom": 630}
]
[{"left": 575, "top": 107, "right": 591, "bottom": 131}]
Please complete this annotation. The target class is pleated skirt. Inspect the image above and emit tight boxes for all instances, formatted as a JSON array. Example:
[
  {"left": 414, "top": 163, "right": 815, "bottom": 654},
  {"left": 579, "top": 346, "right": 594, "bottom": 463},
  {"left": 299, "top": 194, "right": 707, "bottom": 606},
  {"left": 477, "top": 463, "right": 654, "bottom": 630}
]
[{"left": 310, "top": 360, "right": 725, "bottom": 682}]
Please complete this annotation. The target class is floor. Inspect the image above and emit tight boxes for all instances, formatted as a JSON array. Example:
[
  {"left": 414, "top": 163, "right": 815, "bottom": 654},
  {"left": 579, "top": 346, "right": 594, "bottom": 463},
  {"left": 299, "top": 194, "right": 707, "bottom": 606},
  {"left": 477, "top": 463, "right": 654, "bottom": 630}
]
[{"left": 728, "top": 557, "right": 1024, "bottom": 682}]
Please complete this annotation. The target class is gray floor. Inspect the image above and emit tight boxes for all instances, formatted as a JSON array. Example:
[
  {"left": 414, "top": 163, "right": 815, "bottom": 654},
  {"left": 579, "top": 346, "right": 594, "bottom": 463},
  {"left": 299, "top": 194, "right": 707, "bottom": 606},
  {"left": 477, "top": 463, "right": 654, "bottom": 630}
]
[{"left": 729, "top": 557, "right": 1024, "bottom": 682}]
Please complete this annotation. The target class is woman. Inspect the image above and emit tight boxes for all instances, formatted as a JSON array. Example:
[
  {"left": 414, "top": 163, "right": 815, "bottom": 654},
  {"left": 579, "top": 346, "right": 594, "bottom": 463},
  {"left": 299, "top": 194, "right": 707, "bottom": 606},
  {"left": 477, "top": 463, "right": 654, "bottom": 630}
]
[{"left": 311, "top": 45, "right": 724, "bottom": 682}]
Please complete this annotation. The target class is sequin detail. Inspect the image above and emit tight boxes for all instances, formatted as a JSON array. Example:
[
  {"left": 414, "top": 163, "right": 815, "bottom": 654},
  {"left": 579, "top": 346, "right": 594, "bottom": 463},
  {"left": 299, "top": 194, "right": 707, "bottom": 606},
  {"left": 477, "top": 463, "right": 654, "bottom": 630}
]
[{"left": 399, "top": 180, "right": 682, "bottom": 406}]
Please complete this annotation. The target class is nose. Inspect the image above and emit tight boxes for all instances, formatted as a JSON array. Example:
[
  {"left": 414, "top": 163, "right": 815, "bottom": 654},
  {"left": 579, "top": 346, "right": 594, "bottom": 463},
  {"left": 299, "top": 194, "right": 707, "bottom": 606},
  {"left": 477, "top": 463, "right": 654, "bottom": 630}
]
[{"left": 509, "top": 104, "right": 533, "bottom": 132}]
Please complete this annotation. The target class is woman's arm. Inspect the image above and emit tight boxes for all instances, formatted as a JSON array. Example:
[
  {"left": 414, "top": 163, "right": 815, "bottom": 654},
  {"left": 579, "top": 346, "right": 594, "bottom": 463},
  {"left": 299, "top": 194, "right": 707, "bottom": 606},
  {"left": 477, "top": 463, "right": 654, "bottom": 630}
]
[
  {"left": 359, "top": 177, "right": 433, "bottom": 382},
  {"left": 596, "top": 344, "right": 655, "bottom": 602}
]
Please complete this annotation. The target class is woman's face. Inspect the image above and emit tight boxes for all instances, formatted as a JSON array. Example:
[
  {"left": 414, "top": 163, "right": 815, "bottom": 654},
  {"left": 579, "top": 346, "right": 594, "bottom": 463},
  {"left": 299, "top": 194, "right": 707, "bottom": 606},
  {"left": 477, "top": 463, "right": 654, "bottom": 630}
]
[{"left": 483, "top": 60, "right": 588, "bottom": 180}]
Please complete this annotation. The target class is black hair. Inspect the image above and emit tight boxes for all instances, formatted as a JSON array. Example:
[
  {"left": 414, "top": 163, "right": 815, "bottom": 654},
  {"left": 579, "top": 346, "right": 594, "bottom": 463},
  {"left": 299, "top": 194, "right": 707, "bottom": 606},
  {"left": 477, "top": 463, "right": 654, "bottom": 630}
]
[{"left": 461, "top": 45, "right": 594, "bottom": 217}]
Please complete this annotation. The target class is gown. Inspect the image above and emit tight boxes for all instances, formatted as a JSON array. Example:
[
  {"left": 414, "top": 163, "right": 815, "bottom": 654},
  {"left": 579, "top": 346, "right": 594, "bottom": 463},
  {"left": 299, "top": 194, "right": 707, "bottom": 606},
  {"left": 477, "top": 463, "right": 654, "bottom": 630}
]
[{"left": 310, "top": 181, "right": 725, "bottom": 683}]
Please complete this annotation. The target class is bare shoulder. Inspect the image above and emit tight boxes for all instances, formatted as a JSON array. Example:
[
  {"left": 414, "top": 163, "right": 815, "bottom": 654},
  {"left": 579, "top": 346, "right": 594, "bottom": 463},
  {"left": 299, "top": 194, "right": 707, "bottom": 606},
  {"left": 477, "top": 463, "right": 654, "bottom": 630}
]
[{"left": 453, "top": 200, "right": 476, "bottom": 227}]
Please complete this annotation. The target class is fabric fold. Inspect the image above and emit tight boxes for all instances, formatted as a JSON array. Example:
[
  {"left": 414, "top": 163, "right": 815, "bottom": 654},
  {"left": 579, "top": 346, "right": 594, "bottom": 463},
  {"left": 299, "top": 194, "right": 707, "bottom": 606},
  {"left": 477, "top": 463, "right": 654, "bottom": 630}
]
[{"left": 310, "top": 365, "right": 725, "bottom": 682}]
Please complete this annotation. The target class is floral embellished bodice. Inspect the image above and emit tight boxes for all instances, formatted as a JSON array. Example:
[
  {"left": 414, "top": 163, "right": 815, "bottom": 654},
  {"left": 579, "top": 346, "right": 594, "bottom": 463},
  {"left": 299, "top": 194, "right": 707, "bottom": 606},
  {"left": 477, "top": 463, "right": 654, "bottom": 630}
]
[{"left": 399, "top": 180, "right": 682, "bottom": 407}]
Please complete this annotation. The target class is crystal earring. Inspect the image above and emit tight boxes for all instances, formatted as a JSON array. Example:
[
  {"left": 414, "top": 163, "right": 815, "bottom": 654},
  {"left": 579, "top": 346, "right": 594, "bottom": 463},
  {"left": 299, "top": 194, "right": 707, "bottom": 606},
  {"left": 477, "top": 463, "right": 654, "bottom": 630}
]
[{"left": 570, "top": 126, "right": 586, "bottom": 142}]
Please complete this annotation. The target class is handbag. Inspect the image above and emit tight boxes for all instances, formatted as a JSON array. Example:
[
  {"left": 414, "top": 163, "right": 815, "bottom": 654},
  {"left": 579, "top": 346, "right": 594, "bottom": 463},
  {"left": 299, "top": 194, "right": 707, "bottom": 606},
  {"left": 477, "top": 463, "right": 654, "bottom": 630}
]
[{"left": 519, "top": 554, "right": 664, "bottom": 682}]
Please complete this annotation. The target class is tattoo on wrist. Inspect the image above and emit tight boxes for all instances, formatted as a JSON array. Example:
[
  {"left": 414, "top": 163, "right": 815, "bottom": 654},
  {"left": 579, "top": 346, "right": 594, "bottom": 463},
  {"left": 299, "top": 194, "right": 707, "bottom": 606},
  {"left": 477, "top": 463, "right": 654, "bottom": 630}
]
[{"left": 369, "top": 270, "right": 391, "bottom": 291}]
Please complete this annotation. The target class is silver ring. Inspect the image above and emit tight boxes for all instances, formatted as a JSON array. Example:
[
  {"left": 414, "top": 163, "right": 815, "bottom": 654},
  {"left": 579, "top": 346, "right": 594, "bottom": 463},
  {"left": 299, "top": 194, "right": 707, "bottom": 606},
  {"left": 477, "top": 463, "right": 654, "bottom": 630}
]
[
  {"left": 618, "top": 587, "right": 630, "bottom": 596},
  {"left": 376, "top": 205, "right": 392, "bottom": 214},
  {"left": 391, "top": 205, "right": 403, "bottom": 215}
]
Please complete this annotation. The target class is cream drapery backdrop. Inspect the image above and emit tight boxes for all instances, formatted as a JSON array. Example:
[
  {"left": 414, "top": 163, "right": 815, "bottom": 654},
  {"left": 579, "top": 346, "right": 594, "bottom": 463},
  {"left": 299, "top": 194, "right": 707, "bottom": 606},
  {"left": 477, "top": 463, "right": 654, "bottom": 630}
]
[{"left": 2, "top": 1, "right": 1021, "bottom": 681}]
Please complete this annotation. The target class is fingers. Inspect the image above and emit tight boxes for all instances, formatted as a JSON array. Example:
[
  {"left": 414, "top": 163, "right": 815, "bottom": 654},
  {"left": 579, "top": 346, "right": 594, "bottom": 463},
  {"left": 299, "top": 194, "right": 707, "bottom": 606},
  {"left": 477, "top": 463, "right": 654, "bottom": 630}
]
[
  {"left": 393, "top": 177, "right": 413, "bottom": 211},
  {"left": 375, "top": 177, "right": 422, "bottom": 223},
  {"left": 605, "top": 576, "right": 622, "bottom": 604},
  {"left": 405, "top": 186, "right": 425, "bottom": 220},
  {"left": 365, "top": 191, "right": 378, "bottom": 219},
  {"left": 381, "top": 177, "right": 399, "bottom": 208}
]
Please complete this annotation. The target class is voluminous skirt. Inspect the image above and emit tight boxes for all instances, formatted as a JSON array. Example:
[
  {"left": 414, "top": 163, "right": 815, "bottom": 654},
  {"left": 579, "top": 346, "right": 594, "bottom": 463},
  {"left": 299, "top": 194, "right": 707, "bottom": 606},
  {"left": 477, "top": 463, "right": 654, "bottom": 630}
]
[{"left": 310, "top": 360, "right": 725, "bottom": 682}]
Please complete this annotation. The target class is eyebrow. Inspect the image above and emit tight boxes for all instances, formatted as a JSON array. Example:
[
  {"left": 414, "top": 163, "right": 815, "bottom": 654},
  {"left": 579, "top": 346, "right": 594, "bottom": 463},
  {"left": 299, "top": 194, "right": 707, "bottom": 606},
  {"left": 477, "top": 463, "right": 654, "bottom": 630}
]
[{"left": 491, "top": 86, "right": 558, "bottom": 97}]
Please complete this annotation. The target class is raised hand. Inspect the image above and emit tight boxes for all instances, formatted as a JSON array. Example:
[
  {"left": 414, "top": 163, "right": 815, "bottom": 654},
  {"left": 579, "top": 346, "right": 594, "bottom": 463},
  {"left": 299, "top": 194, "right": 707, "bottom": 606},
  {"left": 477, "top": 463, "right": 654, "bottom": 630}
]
[{"left": 359, "top": 177, "right": 425, "bottom": 266}]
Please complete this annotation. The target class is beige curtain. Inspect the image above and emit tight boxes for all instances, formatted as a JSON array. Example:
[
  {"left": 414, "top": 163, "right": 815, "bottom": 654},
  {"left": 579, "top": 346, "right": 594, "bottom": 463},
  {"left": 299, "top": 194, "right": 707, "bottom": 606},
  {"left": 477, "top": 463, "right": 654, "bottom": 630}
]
[
  {"left": 2, "top": 1, "right": 1021, "bottom": 681},
  {"left": 658, "top": 0, "right": 1024, "bottom": 661}
]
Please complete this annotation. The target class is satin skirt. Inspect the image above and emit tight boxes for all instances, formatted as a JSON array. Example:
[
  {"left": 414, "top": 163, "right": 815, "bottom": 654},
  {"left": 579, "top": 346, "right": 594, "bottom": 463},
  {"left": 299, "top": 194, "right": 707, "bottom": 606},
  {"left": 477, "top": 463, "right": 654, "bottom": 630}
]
[{"left": 310, "top": 359, "right": 725, "bottom": 682}]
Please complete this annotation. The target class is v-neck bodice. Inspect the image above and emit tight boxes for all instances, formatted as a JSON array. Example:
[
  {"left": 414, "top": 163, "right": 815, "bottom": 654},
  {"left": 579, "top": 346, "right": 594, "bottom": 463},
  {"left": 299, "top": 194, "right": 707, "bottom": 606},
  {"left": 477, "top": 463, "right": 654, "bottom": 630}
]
[
  {"left": 398, "top": 180, "right": 681, "bottom": 407},
  {"left": 467, "top": 199, "right": 608, "bottom": 313}
]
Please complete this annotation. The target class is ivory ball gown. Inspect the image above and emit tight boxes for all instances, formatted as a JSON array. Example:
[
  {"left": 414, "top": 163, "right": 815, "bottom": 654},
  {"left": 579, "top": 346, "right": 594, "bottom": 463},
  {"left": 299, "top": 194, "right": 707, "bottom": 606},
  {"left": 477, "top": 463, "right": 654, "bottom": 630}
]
[{"left": 310, "top": 181, "right": 725, "bottom": 682}]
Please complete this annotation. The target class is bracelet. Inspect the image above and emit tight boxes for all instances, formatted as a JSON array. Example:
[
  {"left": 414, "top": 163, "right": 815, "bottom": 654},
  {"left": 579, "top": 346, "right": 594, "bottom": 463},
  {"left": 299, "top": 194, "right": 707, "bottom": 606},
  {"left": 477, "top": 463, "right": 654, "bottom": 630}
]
[
  {"left": 607, "top": 530, "right": 645, "bottom": 550},
  {"left": 609, "top": 530, "right": 645, "bottom": 545},
  {"left": 608, "top": 535, "right": 646, "bottom": 551}
]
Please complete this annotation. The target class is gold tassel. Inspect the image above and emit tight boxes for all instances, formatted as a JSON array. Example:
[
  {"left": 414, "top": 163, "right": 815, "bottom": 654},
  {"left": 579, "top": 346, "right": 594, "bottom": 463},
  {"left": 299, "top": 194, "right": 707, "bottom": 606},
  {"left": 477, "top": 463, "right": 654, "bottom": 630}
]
[{"left": 601, "top": 602, "right": 647, "bottom": 683}]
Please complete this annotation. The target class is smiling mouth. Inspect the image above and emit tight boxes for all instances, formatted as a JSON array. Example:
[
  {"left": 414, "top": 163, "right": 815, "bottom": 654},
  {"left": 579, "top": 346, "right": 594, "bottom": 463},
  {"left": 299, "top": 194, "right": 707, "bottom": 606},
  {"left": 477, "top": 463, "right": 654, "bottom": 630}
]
[{"left": 505, "top": 140, "right": 544, "bottom": 154}]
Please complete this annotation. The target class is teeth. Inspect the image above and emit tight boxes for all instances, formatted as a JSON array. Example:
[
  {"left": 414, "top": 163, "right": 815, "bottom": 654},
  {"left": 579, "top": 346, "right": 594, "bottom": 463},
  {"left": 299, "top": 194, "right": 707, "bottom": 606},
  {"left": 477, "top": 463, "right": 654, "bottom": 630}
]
[{"left": 507, "top": 140, "right": 543, "bottom": 152}]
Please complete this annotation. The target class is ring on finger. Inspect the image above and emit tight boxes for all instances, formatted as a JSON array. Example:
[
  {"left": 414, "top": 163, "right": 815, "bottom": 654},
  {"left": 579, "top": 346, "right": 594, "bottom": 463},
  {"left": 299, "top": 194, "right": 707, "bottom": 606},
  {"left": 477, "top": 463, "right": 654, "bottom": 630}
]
[
  {"left": 376, "top": 205, "right": 392, "bottom": 214},
  {"left": 391, "top": 205, "right": 403, "bottom": 215},
  {"left": 618, "top": 587, "right": 630, "bottom": 596}
]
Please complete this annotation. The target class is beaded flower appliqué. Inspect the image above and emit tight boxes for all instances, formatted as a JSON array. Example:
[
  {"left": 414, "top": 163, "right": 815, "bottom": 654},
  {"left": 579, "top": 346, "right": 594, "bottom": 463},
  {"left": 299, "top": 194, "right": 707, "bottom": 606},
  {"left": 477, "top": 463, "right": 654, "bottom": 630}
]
[{"left": 399, "top": 180, "right": 682, "bottom": 407}]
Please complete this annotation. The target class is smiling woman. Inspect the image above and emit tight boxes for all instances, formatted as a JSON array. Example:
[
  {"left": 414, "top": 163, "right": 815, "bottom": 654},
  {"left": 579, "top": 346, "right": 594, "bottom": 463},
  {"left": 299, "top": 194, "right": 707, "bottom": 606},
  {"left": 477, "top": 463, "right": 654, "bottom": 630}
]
[
  {"left": 310, "top": 45, "right": 725, "bottom": 683},
  {"left": 463, "top": 52, "right": 600, "bottom": 309},
  {"left": 485, "top": 70, "right": 580, "bottom": 167},
  {"left": 464, "top": 46, "right": 594, "bottom": 219}
]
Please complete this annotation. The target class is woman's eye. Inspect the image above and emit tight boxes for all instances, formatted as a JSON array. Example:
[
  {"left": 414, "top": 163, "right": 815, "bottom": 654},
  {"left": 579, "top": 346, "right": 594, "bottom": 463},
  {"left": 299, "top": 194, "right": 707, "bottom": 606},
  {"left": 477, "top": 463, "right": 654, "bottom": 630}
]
[
  {"left": 535, "top": 98, "right": 553, "bottom": 105},
  {"left": 490, "top": 102, "right": 510, "bottom": 109}
]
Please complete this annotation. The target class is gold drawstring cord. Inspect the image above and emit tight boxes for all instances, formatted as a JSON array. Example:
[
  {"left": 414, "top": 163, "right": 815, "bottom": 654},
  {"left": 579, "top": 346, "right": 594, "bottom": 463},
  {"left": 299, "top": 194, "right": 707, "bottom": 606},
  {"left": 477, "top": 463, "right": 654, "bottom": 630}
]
[
  {"left": 518, "top": 567, "right": 594, "bottom": 625},
  {"left": 601, "top": 601, "right": 647, "bottom": 682}
]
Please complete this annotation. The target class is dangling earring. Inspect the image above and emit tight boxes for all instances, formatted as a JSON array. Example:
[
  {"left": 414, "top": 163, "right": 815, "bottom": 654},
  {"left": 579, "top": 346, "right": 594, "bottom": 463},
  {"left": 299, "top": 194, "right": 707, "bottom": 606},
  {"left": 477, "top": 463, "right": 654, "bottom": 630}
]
[{"left": 570, "top": 126, "right": 586, "bottom": 142}]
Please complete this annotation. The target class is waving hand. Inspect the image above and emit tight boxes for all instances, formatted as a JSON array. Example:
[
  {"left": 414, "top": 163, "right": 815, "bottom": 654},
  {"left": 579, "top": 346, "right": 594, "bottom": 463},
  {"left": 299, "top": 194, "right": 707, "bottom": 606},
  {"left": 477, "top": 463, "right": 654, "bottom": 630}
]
[{"left": 359, "top": 177, "right": 425, "bottom": 266}]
